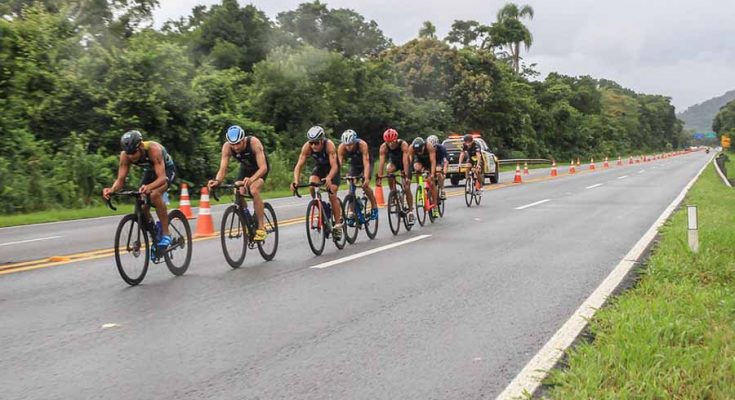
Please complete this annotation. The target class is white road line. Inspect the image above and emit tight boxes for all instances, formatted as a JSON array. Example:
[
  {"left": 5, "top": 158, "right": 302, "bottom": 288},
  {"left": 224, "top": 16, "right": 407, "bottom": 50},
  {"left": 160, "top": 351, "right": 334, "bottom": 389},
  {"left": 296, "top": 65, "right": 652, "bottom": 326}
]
[
  {"left": 310, "top": 234, "right": 431, "bottom": 269},
  {"left": 496, "top": 153, "right": 714, "bottom": 400},
  {"left": 617, "top": 175, "right": 629, "bottom": 179},
  {"left": 638, "top": 170, "right": 646, "bottom": 174},
  {"left": 585, "top": 183, "right": 603, "bottom": 189},
  {"left": 514, "top": 199, "right": 551, "bottom": 210},
  {"left": 273, "top": 203, "right": 303, "bottom": 209},
  {"left": 0, "top": 236, "right": 63, "bottom": 247}
]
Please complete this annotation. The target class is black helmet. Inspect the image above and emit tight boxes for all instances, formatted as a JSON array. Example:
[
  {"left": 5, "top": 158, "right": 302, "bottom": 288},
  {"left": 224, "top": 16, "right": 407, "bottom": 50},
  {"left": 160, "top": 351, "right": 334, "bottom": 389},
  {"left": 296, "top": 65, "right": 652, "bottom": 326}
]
[
  {"left": 121, "top": 130, "right": 143, "bottom": 154},
  {"left": 412, "top": 137, "right": 426, "bottom": 152},
  {"left": 463, "top": 134, "right": 473, "bottom": 143}
]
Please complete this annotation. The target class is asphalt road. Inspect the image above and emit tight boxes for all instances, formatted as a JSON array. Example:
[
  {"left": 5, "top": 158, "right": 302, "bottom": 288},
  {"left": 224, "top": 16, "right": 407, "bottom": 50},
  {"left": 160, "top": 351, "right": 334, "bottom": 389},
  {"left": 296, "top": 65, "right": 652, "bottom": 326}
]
[{"left": 0, "top": 151, "right": 708, "bottom": 399}]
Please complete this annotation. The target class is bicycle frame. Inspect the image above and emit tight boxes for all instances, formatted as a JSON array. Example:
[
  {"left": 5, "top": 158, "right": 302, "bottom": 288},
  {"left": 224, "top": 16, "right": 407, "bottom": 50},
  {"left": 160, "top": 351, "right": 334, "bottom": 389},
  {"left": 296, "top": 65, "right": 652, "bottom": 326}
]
[
  {"left": 345, "top": 177, "right": 367, "bottom": 226},
  {"left": 212, "top": 184, "right": 258, "bottom": 242}
]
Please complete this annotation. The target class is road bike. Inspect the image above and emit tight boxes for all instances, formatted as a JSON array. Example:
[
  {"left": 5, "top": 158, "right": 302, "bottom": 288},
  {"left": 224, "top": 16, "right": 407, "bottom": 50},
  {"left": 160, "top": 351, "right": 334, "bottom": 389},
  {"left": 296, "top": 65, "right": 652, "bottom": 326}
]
[
  {"left": 415, "top": 170, "right": 438, "bottom": 225},
  {"left": 462, "top": 164, "right": 482, "bottom": 207},
  {"left": 377, "top": 173, "right": 413, "bottom": 235},
  {"left": 342, "top": 176, "right": 379, "bottom": 244},
  {"left": 107, "top": 191, "right": 192, "bottom": 285},
  {"left": 293, "top": 181, "right": 347, "bottom": 255},
  {"left": 211, "top": 183, "right": 279, "bottom": 268}
]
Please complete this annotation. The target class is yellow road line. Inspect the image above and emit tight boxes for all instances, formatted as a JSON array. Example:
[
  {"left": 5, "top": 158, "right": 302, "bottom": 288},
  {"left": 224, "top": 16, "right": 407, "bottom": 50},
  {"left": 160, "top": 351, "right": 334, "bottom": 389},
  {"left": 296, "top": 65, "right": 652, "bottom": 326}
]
[{"left": 0, "top": 163, "right": 642, "bottom": 276}]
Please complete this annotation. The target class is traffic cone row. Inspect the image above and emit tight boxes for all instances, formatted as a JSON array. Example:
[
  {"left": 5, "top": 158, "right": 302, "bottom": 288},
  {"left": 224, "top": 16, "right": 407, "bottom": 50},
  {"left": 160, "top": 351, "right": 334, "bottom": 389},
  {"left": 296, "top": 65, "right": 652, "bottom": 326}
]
[
  {"left": 194, "top": 186, "right": 215, "bottom": 238},
  {"left": 513, "top": 163, "right": 523, "bottom": 183}
]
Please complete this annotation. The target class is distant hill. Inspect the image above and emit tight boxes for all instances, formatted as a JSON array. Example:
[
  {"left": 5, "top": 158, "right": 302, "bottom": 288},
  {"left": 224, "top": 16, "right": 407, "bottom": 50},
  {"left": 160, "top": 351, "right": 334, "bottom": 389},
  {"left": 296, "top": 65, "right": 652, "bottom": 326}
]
[{"left": 678, "top": 89, "right": 735, "bottom": 132}]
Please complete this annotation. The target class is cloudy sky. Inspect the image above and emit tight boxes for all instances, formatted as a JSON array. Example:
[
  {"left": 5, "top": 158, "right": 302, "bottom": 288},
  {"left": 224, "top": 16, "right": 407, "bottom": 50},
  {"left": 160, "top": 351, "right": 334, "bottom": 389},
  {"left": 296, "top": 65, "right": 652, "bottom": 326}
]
[{"left": 152, "top": 0, "right": 735, "bottom": 111}]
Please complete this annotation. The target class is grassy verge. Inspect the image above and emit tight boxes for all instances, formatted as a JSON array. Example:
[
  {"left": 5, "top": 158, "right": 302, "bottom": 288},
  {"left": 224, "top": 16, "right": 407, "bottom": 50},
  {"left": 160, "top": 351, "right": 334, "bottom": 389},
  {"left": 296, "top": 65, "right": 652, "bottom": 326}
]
[
  {"left": 542, "top": 164, "right": 735, "bottom": 398},
  {"left": 498, "top": 162, "right": 552, "bottom": 173}
]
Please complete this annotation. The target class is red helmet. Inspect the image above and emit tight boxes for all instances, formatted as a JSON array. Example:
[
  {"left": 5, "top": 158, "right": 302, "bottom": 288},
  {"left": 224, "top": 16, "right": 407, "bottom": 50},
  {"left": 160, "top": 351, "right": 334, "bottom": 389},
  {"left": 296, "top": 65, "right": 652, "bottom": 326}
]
[{"left": 383, "top": 128, "right": 398, "bottom": 142}]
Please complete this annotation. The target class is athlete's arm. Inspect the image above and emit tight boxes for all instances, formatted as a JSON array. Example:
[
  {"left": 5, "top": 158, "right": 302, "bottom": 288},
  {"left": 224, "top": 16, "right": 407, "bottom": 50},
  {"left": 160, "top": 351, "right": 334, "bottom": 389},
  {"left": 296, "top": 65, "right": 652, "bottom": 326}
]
[
  {"left": 376, "top": 144, "right": 387, "bottom": 185},
  {"left": 428, "top": 143, "right": 437, "bottom": 177},
  {"left": 140, "top": 144, "right": 167, "bottom": 194},
  {"left": 249, "top": 137, "right": 268, "bottom": 183},
  {"left": 291, "top": 142, "right": 310, "bottom": 191},
  {"left": 325, "top": 140, "right": 338, "bottom": 184},
  {"left": 104, "top": 152, "right": 130, "bottom": 199},
  {"left": 402, "top": 142, "right": 411, "bottom": 177},
  {"left": 360, "top": 141, "right": 371, "bottom": 186},
  {"left": 209, "top": 142, "right": 231, "bottom": 187}
]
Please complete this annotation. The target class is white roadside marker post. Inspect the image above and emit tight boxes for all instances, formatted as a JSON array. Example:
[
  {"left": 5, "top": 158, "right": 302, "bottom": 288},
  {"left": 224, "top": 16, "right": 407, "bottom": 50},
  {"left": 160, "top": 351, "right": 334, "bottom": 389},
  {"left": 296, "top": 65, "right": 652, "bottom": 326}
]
[{"left": 687, "top": 205, "right": 699, "bottom": 253}]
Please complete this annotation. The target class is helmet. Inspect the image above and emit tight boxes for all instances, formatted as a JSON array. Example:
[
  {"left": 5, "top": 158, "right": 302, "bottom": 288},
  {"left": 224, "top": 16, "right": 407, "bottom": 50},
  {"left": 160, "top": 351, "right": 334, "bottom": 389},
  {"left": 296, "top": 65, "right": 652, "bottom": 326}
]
[
  {"left": 412, "top": 137, "right": 426, "bottom": 152},
  {"left": 226, "top": 125, "right": 246, "bottom": 144},
  {"left": 121, "top": 130, "right": 143, "bottom": 154},
  {"left": 307, "top": 126, "right": 325, "bottom": 141},
  {"left": 383, "top": 128, "right": 398, "bottom": 143},
  {"left": 463, "top": 134, "right": 474, "bottom": 143},
  {"left": 341, "top": 129, "right": 358, "bottom": 144},
  {"left": 426, "top": 135, "right": 439, "bottom": 146}
]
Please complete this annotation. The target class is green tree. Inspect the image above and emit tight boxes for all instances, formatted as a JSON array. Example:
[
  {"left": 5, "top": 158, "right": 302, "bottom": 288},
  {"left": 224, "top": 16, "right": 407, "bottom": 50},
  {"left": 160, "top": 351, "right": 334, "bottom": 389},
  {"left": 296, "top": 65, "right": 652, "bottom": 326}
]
[
  {"left": 713, "top": 100, "right": 735, "bottom": 135},
  {"left": 445, "top": 20, "right": 481, "bottom": 48},
  {"left": 418, "top": 21, "right": 437, "bottom": 39},
  {"left": 490, "top": 3, "right": 534, "bottom": 73}
]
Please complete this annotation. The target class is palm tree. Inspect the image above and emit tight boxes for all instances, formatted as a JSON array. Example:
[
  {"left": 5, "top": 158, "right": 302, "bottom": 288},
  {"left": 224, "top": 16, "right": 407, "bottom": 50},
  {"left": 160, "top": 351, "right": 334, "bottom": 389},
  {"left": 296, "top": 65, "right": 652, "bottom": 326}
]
[
  {"left": 493, "top": 3, "right": 534, "bottom": 73},
  {"left": 419, "top": 21, "right": 437, "bottom": 39}
]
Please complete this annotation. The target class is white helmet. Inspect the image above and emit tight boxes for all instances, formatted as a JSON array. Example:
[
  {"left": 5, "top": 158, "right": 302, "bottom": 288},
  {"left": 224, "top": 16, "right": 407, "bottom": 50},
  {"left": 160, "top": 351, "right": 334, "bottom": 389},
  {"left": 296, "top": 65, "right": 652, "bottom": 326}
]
[
  {"left": 341, "top": 129, "right": 358, "bottom": 144},
  {"left": 426, "top": 135, "right": 439, "bottom": 146},
  {"left": 307, "top": 126, "right": 325, "bottom": 141}
]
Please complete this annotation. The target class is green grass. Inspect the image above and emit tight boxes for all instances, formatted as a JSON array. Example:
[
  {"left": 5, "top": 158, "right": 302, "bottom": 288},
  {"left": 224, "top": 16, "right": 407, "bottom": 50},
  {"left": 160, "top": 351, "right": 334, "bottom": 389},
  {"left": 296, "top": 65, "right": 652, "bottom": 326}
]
[
  {"left": 498, "top": 162, "right": 552, "bottom": 173},
  {"left": 543, "top": 164, "right": 735, "bottom": 399}
]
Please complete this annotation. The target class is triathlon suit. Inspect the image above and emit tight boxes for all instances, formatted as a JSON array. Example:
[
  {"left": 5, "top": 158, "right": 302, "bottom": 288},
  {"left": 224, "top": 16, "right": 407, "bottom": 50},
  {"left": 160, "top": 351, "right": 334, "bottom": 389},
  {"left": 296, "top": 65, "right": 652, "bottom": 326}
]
[
  {"left": 434, "top": 143, "right": 448, "bottom": 168},
  {"left": 131, "top": 141, "right": 176, "bottom": 186},
  {"left": 345, "top": 139, "right": 370, "bottom": 178},
  {"left": 386, "top": 139, "right": 409, "bottom": 177},
  {"left": 462, "top": 141, "right": 482, "bottom": 167},
  {"left": 232, "top": 136, "right": 270, "bottom": 181},
  {"left": 310, "top": 140, "right": 341, "bottom": 186},
  {"left": 413, "top": 145, "right": 432, "bottom": 170}
]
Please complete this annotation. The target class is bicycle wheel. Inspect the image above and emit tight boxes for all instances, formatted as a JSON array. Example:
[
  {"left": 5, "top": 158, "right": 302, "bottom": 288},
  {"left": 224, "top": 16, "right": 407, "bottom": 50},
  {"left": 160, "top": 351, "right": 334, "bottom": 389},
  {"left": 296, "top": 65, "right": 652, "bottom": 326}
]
[
  {"left": 428, "top": 191, "right": 436, "bottom": 223},
  {"left": 257, "top": 202, "right": 279, "bottom": 261},
  {"left": 387, "top": 191, "right": 401, "bottom": 236},
  {"left": 342, "top": 194, "right": 359, "bottom": 244},
  {"left": 221, "top": 205, "right": 247, "bottom": 268},
  {"left": 164, "top": 209, "right": 192, "bottom": 276},
  {"left": 332, "top": 200, "right": 347, "bottom": 250},
  {"left": 114, "top": 214, "right": 149, "bottom": 286},
  {"left": 438, "top": 195, "right": 445, "bottom": 217},
  {"left": 363, "top": 195, "right": 379, "bottom": 240},
  {"left": 465, "top": 175, "right": 473, "bottom": 207},
  {"left": 474, "top": 183, "right": 482, "bottom": 206},
  {"left": 306, "top": 199, "right": 326, "bottom": 256},
  {"left": 415, "top": 186, "right": 426, "bottom": 226}
]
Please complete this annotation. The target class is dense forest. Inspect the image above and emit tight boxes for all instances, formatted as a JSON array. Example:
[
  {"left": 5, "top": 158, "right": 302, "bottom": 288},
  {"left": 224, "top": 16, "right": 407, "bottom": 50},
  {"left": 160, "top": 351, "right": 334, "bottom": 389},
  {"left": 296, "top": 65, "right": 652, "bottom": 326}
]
[
  {"left": 0, "top": 0, "right": 689, "bottom": 214},
  {"left": 713, "top": 100, "right": 735, "bottom": 137}
]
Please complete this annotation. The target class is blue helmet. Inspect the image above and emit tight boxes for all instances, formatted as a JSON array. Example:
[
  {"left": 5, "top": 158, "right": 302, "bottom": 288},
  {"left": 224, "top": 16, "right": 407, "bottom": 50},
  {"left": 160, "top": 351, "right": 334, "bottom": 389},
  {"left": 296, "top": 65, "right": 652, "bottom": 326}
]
[
  {"left": 226, "top": 125, "right": 246, "bottom": 144},
  {"left": 121, "top": 130, "right": 143, "bottom": 154}
]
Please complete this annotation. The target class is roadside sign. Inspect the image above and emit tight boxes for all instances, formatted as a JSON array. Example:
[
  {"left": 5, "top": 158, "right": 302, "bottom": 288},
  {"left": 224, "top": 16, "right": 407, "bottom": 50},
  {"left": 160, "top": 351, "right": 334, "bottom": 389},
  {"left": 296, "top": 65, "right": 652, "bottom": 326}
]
[
  {"left": 722, "top": 135, "right": 731, "bottom": 148},
  {"left": 705, "top": 132, "right": 717, "bottom": 139}
]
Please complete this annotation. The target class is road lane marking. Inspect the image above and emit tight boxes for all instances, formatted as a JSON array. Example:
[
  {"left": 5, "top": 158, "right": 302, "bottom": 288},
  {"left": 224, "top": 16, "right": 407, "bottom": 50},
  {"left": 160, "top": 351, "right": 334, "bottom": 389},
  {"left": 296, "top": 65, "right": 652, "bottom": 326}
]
[
  {"left": 310, "top": 235, "right": 431, "bottom": 269},
  {"left": 617, "top": 175, "right": 628, "bottom": 179},
  {"left": 496, "top": 152, "right": 714, "bottom": 400},
  {"left": 514, "top": 199, "right": 551, "bottom": 210},
  {"left": 585, "top": 183, "right": 603, "bottom": 189},
  {"left": 0, "top": 236, "right": 62, "bottom": 247},
  {"left": 638, "top": 169, "right": 646, "bottom": 174}
]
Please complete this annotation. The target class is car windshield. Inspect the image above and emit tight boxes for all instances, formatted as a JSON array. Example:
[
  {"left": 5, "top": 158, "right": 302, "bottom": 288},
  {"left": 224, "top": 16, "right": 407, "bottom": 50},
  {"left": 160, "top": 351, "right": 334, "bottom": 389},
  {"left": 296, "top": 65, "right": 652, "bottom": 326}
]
[{"left": 442, "top": 140, "right": 465, "bottom": 151}]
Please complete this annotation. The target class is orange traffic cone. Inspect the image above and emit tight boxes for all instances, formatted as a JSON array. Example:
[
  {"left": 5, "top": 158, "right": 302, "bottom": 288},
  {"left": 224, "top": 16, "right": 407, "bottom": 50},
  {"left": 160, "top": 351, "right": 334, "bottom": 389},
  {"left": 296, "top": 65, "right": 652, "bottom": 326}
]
[
  {"left": 590, "top": 158, "right": 596, "bottom": 171},
  {"left": 629, "top": 156, "right": 633, "bottom": 165},
  {"left": 523, "top": 162, "right": 530, "bottom": 175},
  {"left": 194, "top": 186, "right": 215, "bottom": 238},
  {"left": 603, "top": 157, "right": 609, "bottom": 168},
  {"left": 576, "top": 158, "right": 581, "bottom": 167},
  {"left": 513, "top": 164, "right": 523, "bottom": 183},
  {"left": 617, "top": 156, "right": 623, "bottom": 166},
  {"left": 375, "top": 184, "right": 385, "bottom": 207},
  {"left": 569, "top": 160, "right": 576, "bottom": 174},
  {"left": 550, "top": 160, "right": 558, "bottom": 177},
  {"left": 179, "top": 183, "right": 194, "bottom": 219}
]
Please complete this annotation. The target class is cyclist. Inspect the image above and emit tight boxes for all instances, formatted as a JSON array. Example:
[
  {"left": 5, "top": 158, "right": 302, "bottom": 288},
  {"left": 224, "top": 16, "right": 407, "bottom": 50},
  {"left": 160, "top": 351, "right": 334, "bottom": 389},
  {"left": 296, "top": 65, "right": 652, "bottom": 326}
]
[
  {"left": 207, "top": 125, "right": 270, "bottom": 241},
  {"left": 408, "top": 137, "right": 439, "bottom": 218},
  {"left": 290, "top": 126, "right": 343, "bottom": 240},
  {"left": 376, "top": 128, "right": 414, "bottom": 225},
  {"left": 103, "top": 130, "right": 177, "bottom": 249},
  {"left": 426, "top": 135, "right": 448, "bottom": 200},
  {"left": 458, "top": 133, "right": 483, "bottom": 191},
  {"left": 337, "top": 129, "right": 378, "bottom": 223}
]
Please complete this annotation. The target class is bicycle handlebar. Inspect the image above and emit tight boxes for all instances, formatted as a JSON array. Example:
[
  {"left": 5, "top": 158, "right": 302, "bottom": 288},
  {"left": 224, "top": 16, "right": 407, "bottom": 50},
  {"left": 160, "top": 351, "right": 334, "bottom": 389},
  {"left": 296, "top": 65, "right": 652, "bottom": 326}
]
[
  {"left": 292, "top": 180, "right": 327, "bottom": 198},
  {"left": 209, "top": 182, "right": 244, "bottom": 202},
  {"left": 105, "top": 191, "right": 143, "bottom": 211}
]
